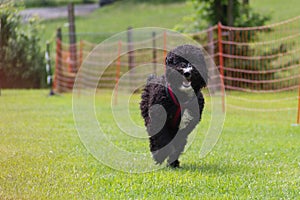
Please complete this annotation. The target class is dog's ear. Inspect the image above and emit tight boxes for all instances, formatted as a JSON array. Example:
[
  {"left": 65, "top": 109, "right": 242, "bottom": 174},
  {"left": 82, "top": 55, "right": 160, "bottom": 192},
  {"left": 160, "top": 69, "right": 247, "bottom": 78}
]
[
  {"left": 165, "top": 54, "right": 172, "bottom": 66},
  {"left": 165, "top": 52, "right": 178, "bottom": 66}
]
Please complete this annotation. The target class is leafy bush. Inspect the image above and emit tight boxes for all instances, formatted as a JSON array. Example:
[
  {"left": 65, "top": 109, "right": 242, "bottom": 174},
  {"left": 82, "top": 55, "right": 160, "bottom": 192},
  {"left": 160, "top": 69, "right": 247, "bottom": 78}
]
[
  {"left": 175, "top": 0, "right": 270, "bottom": 32},
  {"left": 0, "top": 1, "right": 46, "bottom": 88},
  {"left": 127, "top": 0, "right": 186, "bottom": 4}
]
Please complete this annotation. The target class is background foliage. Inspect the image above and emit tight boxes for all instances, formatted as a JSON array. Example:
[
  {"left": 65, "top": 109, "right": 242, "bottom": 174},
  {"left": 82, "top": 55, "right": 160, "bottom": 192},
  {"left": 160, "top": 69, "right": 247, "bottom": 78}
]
[
  {"left": 175, "top": 0, "right": 270, "bottom": 32},
  {"left": 0, "top": 1, "right": 46, "bottom": 88}
]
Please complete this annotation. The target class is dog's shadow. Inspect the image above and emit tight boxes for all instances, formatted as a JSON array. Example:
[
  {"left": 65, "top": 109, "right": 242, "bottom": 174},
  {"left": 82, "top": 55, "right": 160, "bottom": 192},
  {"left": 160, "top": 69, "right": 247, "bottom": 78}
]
[{"left": 168, "top": 161, "right": 241, "bottom": 175}]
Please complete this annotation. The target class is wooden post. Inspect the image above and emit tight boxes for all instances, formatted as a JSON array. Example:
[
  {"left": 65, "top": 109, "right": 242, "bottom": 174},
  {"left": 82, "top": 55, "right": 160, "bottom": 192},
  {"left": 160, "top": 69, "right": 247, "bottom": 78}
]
[
  {"left": 68, "top": 3, "right": 77, "bottom": 73},
  {"left": 207, "top": 26, "right": 215, "bottom": 56},
  {"left": 55, "top": 28, "right": 62, "bottom": 92},
  {"left": 79, "top": 40, "right": 84, "bottom": 67},
  {"left": 127, "top": 27, "right": 134, "bottom": 70},
  {"left": 297, "top": 77, "right": 300, "bottom": 124},
  {"left": 217, "top": 22, "right": 225, "bottom": 112},
  {"left": 297, "top": 28, "right": 300, "bottom": 124},
  {"left": 114, "top": 41, "right": 122, "bottom": 105},
  {"left": 207, "top": 26, "right": 216, "bottom": 93},
  {"left": 0, "top": 17, "right": 2, "bottom": 96},
  {"left": 127, "top": 27, "right": 134, "bottom": 90},
  {"left": 163, "top": 31, "right": 167, "bottom": 71},
  {"left": 152, "top": 31, "right": 157, "bottom": 75}
]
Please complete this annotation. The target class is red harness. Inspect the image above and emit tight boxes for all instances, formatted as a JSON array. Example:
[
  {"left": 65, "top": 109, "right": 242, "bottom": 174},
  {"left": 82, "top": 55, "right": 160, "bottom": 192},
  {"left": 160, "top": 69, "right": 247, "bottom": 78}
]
[{"left": 167, "top": 85, "right": 181, "bottom": 129}]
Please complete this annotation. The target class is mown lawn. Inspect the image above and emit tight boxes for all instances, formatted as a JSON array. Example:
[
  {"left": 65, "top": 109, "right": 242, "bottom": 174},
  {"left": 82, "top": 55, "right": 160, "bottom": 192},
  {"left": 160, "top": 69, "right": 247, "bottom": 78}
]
[
  {"left": 3, "top": 1, "right": 299, "bottom": 198},
  {"left": 41, "top": 1, "right": 193, "bottom": 44},
  {"left": 0, "top": 89, "right": 299, "bottom": 199},
  {"left": 38, "top": 0, "right": 300, "bottom": 61},
  {"left": 39, "top": 0, "right": 300, "bottom": 44},
  {"left": 251, "top": 0, "right": 300, "bottom": 23}
]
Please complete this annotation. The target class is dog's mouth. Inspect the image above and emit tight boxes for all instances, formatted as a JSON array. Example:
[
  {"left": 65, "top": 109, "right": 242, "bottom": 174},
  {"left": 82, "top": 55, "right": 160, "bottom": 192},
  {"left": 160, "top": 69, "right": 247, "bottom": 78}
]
[
  {"left": 182, "top": 66, "right": 192, "bottom": 88},
  {"left": 182, "top": 79, "right": 191, "bottom": 88}
]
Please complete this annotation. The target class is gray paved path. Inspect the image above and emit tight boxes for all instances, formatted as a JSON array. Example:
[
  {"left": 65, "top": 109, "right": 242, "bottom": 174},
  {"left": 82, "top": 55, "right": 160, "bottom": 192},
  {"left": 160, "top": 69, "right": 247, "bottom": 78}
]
[{"left": 20, "top": 4, "right": 99, "bottom": 20}]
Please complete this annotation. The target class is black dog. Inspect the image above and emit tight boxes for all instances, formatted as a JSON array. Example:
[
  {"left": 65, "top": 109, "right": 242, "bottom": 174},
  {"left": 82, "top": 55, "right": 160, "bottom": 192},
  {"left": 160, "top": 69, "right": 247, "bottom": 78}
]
[{"left": 140, "top": 44, "right": 208, "bottom": 168}]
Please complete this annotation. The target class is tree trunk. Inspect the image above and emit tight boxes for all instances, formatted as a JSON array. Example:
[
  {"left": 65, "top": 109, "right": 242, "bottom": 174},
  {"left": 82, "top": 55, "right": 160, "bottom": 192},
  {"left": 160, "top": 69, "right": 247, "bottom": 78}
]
[
  {"left": 214, "top": 0, "right": 224, "bottom": 24},
  {"left": 227, "top": 0, "right": 234, "bottom": 26},
  {"left": 243, "top": 0, "right": 249, "bottom": 6}
]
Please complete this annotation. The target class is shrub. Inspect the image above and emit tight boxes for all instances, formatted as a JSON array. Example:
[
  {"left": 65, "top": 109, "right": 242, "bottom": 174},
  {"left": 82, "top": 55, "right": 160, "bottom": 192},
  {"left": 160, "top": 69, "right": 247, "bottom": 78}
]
[
  {"left": 175, "top": 0, "right": 270, "bottom": 32},
  {"left": 0, "top": 1, "right": 46, "bottom": 88},
  {"left": 126, "top": 0, "right": 186, "bottom": 4}
]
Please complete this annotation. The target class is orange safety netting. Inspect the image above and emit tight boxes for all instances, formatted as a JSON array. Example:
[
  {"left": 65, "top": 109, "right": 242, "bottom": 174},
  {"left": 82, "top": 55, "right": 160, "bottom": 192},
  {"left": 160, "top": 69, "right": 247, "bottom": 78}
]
[{"left": 52, "top": 17, "right": 300, "bottom": 123}]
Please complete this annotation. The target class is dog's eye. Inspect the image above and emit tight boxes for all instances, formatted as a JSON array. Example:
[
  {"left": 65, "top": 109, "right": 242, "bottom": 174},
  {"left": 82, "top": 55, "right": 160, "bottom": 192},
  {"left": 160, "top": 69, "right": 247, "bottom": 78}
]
[
  {"left": 177, "top": 62, "right": 186, "bottom": 69},
  {"left": 181, "top": 62, "right": 192, "bottom": 68}
]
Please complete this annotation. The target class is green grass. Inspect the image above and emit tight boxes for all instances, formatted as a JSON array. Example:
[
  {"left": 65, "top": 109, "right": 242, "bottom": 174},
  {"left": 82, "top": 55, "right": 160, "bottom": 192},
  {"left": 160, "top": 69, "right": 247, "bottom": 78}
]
[
  {"left": 39, "top": 1, "right": 193, "bottom": 63},
  {"left": 40, "top": 1, "right": 193, "bottom": 44},
  {"left": 39, "top": 0, "right": 300, "bottom": 50},
  {"left": 0, "top": 89, "right": 299, "bottom": 199},
  {"left": 251, "top": 0, "right": 300, "bottom": 23},
  {"left": 3, "top": 1, "right": 299, "bottom": 198}
]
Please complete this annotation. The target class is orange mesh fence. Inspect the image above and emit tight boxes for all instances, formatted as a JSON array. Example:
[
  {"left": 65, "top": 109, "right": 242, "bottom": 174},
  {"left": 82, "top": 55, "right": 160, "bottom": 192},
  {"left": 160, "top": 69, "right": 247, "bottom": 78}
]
[
  {"left": 219, "top": 17, "right": 300, "bottom": 93},
  {"left": 52, "top": 17, "right": 300, "bottom": 123},
  {"left": 187, "top": 17, "right": 300, "bottom": 122},
  {"left": 54, "top": 39, "right": 96, "bottom": 92}
]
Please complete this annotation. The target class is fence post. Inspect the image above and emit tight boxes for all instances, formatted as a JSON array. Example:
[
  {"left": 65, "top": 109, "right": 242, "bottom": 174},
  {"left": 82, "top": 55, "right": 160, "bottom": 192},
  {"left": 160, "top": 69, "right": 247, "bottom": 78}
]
[
  {"left": 207, "top": 26, "right": 216, "bottom": 93},
  {"left": 297, "top": 79, "right": 300, "bottom": 124},
  {"left": 55, "top": 27, "right": 62, "bottom": 93},
  {"left": 79, "top": 40, "right": 84, "bottom": 67},
  {"left": 127, "top": 27, "right": 134, "bottom": 90},
  {"left": 46, "top": 42, "right": 54, "bottom": 96},
  {"left": 152, "top": 31, "right": 157, "bottom": 75},
  {"left": 0, "top": 17, "right": 2, "bottom": 96},
  {"left": 163, "top": 31, "right": 167, "bottom": 71},
  {"left": 127, "top": 26, "right": 134, "bottom": 69},
  {"left": 217, "top": 22, "right": 225, "bottom": 112},
  {"left": 68, "top": 3, "right": 77, "bottom": 73},
  {"left": 114, "top": 41, "right": 122, "bottom": 105}
]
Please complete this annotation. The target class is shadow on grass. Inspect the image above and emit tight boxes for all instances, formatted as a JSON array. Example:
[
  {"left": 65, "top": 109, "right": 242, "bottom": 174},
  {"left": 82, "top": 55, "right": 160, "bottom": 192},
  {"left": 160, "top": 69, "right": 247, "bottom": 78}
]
[{"left": 165, "top": 161, "right": 247, "bottom": 175}]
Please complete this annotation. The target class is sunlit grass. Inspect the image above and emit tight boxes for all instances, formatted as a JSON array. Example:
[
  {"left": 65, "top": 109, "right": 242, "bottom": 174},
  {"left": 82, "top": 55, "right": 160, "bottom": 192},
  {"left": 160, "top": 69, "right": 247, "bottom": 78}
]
[
  {"left": 40, "top": 1, "right": 192, "bottom": 44},
  {"left": 251, "top": 0, "right": 300, "bottom": 23},
  {"left": 0, "top": 89, "right": 299, "bottom": 199}
]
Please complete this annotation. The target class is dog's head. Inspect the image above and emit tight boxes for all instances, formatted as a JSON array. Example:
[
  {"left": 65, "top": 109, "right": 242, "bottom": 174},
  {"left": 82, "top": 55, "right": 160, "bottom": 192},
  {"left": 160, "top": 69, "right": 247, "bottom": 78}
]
[{"left": 165, "top": 45, "right": 208, "bottom": 93}]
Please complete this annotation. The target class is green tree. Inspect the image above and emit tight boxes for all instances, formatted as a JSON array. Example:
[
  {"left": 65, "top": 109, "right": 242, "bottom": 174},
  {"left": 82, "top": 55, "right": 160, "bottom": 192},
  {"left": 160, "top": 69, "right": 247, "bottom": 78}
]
[
  {"left": 0, "top": 0, "right": 46, "bottom": 88},
  {"left": 176, "top": 0, "right": 270, "bottom": 32},
  {"left": 176, "top": 0, "right": 297, "bottom": 91}
]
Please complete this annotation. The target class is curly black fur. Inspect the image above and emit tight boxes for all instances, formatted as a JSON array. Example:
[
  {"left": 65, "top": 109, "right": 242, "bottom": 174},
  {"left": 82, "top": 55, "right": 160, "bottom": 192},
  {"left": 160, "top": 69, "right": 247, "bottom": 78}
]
[{"left": 140, "top": 45, "right": 207, "bottom": 168}]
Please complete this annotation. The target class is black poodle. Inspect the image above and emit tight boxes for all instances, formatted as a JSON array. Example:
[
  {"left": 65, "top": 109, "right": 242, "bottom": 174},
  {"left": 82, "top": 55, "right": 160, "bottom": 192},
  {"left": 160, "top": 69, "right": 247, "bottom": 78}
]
[{"left": 140, "top": 44, "right": 208, "bottom": 168}]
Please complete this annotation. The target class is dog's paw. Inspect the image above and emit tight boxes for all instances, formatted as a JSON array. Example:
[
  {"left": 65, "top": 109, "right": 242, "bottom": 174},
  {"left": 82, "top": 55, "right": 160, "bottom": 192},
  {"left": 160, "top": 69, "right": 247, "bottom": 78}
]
[
  {"left": 152, "top": 150, "right": 168, "bottom": 165},
  {"left": 167, "top": 160, "right": 180, "bottom": 168}
]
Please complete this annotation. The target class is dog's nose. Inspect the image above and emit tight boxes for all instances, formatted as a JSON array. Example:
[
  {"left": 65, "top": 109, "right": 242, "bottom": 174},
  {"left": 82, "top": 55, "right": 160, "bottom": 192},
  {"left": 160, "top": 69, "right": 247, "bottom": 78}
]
[
  {"left": 183, "top": 65, "right": 192, "bottom": 79},
  {"left": 183, "top": 71, "right": 191, "bottom": 79}
]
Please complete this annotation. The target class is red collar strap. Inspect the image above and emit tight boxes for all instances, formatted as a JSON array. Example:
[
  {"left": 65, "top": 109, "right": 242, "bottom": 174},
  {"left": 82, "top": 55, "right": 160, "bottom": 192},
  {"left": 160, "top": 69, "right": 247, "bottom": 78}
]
[{"left": 167, "top": 84, "right": 181, "bottom": 129}]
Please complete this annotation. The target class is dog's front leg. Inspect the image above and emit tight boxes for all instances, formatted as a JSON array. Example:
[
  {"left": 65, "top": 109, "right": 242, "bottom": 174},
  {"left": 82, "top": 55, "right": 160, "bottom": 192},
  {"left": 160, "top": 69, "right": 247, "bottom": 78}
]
[
  {"left": 167, "top": 130, "right": 188, "bottom": 168},
  {"left": 146, "top": 103, "right": 173, "bottom": 164},
  {"left": 149, "top": 129, "right": 172, "bottom": 164}
]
